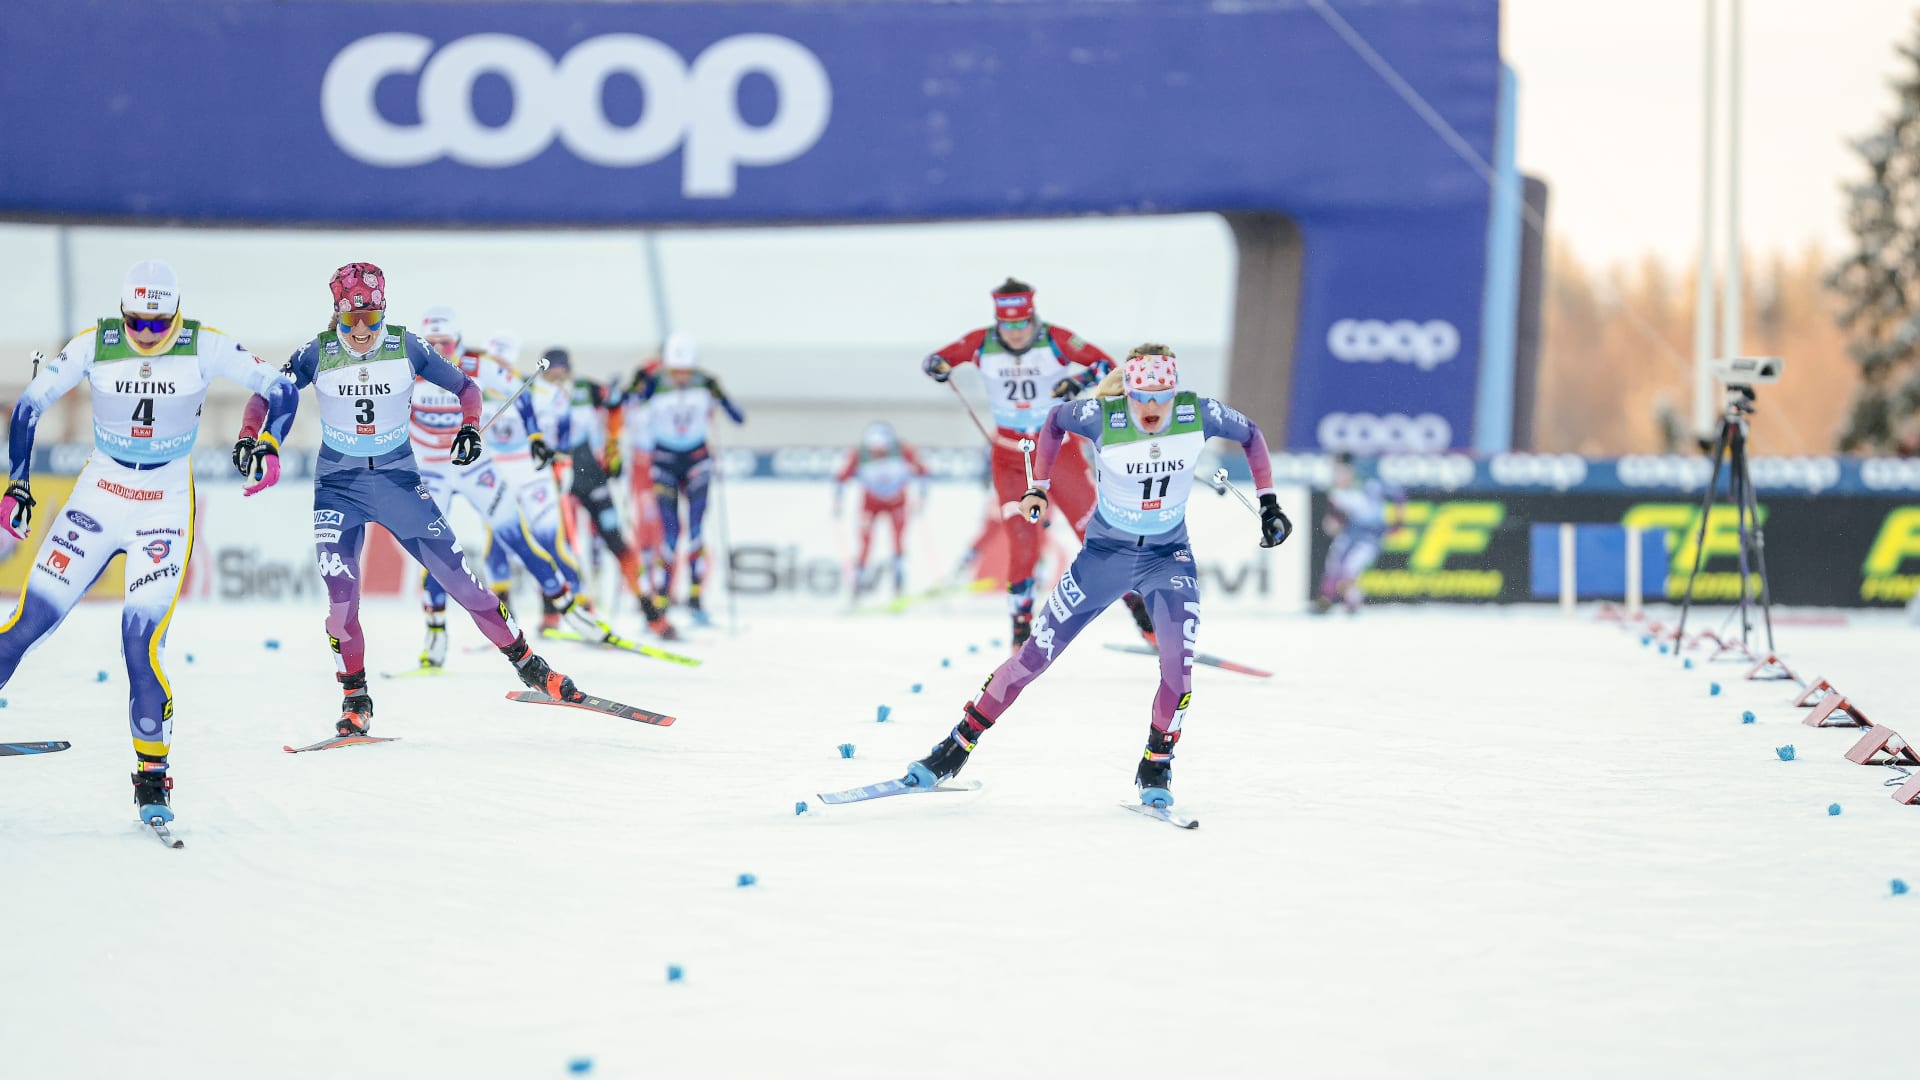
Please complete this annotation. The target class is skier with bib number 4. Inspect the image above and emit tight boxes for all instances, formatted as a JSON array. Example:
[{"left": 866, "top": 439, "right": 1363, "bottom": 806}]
[
  {"left": 904, "top": 345, "right": 1290, "bottom": 813},
  {"left": 1, "top": 260, "right": 297, "bottom": 835},
  {"left": 238, "top": 263, "right": 605, "bottom": 744}
]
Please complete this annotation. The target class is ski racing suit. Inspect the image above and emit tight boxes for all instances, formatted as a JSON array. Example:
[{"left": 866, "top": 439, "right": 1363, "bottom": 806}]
[
  {"left": 0, "top": 318, "right": 295, "bottom": 771},
  {"left": 1320, "top": 474, "right": 1403, "bottom": 611},
  {"left": 411, "top": 347, "right": 570, "bottom": 616},
  {"left": 275, "top": 325, "right": 526, "bottom": 677},
  {"left": 925, "top": 323, "right": 1110, "bottom": 621},
  {"left": 634, "top": 368, "right": 745, "bottom": 607},
  {"left": 948, "top": 392, "right": 1274, "bottom": 753},
  {"left": 836, "top": 440, "right": 929, "bottom": 595}
]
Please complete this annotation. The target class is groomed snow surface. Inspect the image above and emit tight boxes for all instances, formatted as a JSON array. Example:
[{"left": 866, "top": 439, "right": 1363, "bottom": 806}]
[{"left": 2, "top": 598, "right": 1915, "bottom": 1080}]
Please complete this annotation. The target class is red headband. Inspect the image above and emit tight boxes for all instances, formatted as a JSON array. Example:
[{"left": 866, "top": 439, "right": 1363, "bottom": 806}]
[{"left": 992, "top": 291, "right": 1035, "bottom": 322}]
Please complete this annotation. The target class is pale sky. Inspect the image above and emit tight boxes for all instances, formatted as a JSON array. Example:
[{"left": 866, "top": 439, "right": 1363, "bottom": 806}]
[{"left": 1506, "top": 0, "right": 1918, "bottom": 266}]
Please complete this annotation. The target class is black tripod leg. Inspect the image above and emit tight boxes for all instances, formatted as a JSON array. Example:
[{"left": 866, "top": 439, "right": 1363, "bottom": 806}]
[
  {"left": 1730, "top": 426, "right": 1755, "bottom": 649},
  {"left": 1740, "top": 433, "right": 1778, "bottom": 654},
  {"left": 1674, "top": 420, "right": 1734, "bottom": 654}
]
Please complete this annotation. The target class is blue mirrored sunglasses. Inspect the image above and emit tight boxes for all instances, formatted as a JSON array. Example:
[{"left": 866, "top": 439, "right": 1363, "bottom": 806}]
[
  {"left": 123, "top": 314, "right": 174, "bottom": 334},
  {"left": 337, "top": 310, "right": 386, "bottom": 333},
  {"left": 1128, "top": 387, "right": 1177, "bottom": 405}
]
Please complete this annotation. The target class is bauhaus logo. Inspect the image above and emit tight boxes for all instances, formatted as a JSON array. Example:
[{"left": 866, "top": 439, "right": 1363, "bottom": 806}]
[
  {"left": 1327, "top": 319, "right": 1461, "bottom": 370},
  {"left": 321, "top": 32, "right": 832, "bottom": 197}
]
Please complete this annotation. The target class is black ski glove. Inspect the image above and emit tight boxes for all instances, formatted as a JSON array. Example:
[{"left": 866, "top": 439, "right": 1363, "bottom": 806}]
[
  {"left": 529, "top": 432, "right": 556, "bottom": 469},
  {"left": 231, "top": 436, "right": 259, "bottom": 477},
  {"left": 1259, "top": 493, "right": 1292, "bottom": 548},
  {"left": 451, "top": 424, "right": 484, "bottom": 466},
  {"left": 923, "top": 356, "right": 952, "bottom": 383}
]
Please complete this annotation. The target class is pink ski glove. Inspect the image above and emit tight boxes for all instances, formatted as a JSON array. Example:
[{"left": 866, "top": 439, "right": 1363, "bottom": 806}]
[
  {"left": 242, "top": 451, "right": 281, "bottom": 497},
  {"left": 0, "top": 481, "right": 34, "bottom": 539}
]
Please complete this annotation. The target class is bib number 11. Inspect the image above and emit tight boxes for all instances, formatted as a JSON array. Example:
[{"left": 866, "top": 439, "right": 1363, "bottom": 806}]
[{"left": 1137, "top": 475, "right": 1170, "bottom": 500}]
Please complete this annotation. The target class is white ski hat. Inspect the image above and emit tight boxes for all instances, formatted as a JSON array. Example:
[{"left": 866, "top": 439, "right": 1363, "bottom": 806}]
[
  {"left": 663, "top": 331, "right": 698, "bottom": 371},
  {"left": 863, "top": 421, "right": 896, "bottom": 449},
  {"left": 121, "top": 260, "right": 180, "bottom": 317},
  {"left": 419, "top": 305, "right": 460, "bottom": 342},
  {"left": 487, "top": 332, "right": 521, "bottom": 366}
]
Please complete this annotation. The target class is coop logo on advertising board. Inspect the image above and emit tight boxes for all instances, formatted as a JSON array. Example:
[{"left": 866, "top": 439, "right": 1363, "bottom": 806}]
[
  {"left": 321, "top": 32, "right": 833, "bottom": 197},
  {"left": 1316, "top": 412, "right": 1453, "bottom": 454},
  {"left": 1326, "top": 319, "right": 1460, "bottom": 370}
]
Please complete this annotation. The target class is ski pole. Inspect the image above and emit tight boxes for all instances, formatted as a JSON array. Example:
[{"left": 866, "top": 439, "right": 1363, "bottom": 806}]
[
  {"left": 947, "top": 381, "right": 1019, "bottom": 452},
  {"left": 1019, "top": 438, "right": 1044, "bottom": 523},
  {"left": 1212, "top": 467, "right": 1261, "bottom": 518},
  {"left": 478, "top": 356, "right": 551, "bottom": 434}
]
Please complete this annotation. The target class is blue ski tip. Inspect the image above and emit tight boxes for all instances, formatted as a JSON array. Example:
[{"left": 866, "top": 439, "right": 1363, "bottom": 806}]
[
  {"left": 1138, "top": 787, "right": 1173, "bottom": 809},
  {"left": 142, "top": 804, "right": 174, "bottom": 823},
  {"left": 904, "top": 762, "right": 937, "bottom": 788}
]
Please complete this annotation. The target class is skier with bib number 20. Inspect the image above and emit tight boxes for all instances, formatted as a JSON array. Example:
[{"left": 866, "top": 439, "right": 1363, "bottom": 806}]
[{"left": 904, "top": 345, "right": 1290, "bottom": 809}]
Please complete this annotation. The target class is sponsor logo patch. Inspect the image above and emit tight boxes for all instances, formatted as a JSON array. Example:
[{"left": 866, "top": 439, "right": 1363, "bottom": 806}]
[
  {"left": 143, "top": 539, "right": 172, "bottom": 564},
  {"left": 314, "top": 510, "right": 345, "bottom": 526},
  {"left": 47, "top": 551, "right": 71, "bottom": 573},
  {"left": 96, "top": 479, "right": 163, "bottom": 501},
  {"left": 65, "top": 509, "right": 102, "bottom": 532}
]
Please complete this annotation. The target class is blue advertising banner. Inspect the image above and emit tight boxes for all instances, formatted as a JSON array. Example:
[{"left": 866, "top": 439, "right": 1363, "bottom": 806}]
[{"left": 0, "top": 0, "right": 1502, "bottom": 452}]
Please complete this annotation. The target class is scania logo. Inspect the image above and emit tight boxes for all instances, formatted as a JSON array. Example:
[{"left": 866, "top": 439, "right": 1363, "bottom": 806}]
[
  {"left": 321, "top": 32, "right": 833, "bottom": 197},
  {"left": 1315, "top": 411, "right": 1453, "bottom": 453},
  {"left": 1326, "top": 319, "right": 1461, "bottom": 370}
]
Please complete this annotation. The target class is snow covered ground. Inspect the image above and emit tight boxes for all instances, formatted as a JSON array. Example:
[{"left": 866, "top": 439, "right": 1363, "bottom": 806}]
[{"left": 2, "top": 597, "right": 1916, "bottom": 1080}]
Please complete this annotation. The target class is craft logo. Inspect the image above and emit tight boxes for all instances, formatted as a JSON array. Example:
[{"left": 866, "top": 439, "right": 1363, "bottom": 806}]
[
  {"left": 1359, "top": 500, "right": 1506, "bottom": 599},
  {"left": 1859, "top": 506, "right": 1920, "bottom": 602},
  {"left": 144, "top": 539, "right": 172, "bottom": 564}
]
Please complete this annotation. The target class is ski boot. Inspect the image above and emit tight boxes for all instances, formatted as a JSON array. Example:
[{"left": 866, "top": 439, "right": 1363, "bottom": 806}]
[
  {"left": 1010, "top": 609, "right": 1032, "bottom": 650},
  {"left": 551, "top": 590, "right": 615, "bottom": 643},
  {"left": 1122, "top": 591, "right": 1156, "bottom": 646},
  {"left": 420, "top": 610, "right": 449, "bottom": 669},
  {"left": 538, "top": 591, "right": 564, "bottom": 636},
  {"left": 639, "top": 593, "right": 680, "bottom": 641},
  {"left": 132, "top": 763, "right": 173, "bottom": 824},
  {"left": 337, "top": 671, "right": 374, "bottom": 736},
  {"left": 502, "top": 635, "right": 584, "bottom": 703},
  {"left": 688, "top": 589, "right": 713, "bottom": 628},
  {"left": 1135, "top": 727, "right": 1179, "bottom": 809},
  {"left": 906, "top": 704, "right": 994, "bottom": 788}
]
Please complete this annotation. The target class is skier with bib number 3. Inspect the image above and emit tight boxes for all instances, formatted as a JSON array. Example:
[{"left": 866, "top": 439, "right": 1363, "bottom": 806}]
[
  {"left": 237, "top": 263, "right": 598, "bottom": 743},
  {"left": 904, "top": 345, "right": 1290, "bottom": 811}
]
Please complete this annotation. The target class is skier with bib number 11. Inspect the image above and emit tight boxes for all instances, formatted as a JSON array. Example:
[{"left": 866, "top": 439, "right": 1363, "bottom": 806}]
[{"left": 902, "top": 344, "right": 1290, "bottom": 815}]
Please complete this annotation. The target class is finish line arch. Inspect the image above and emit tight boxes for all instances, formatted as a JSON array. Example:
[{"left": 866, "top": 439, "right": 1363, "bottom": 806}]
[{"left": 0, "top": 0, "right": 1505, "bottom": 450}]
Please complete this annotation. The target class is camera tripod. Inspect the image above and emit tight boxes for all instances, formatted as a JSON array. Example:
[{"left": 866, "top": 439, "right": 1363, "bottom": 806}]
[{"left": 1672, "top": 386, "right": 1775, "bottom": 659}]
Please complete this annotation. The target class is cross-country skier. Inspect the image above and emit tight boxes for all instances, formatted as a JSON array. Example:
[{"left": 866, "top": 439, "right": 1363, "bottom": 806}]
[
  {"left": 1315, "top": 452, "right": 1403, "bottom": 615},
  {"left": 904, "top": 345, "right": 1291, "bottom": 809},
  {"left": 407, "top": 307, "right": 612, "bottom": 669},
  {"left": 476, "top": 329, "right": 588, "bottom": 622},
  {"left": 236, "top": 263, "right": 589, "bottom": 738},
  {"left": 632, "top": 332, "right": 744, "bottom": 626},
  {"left": 834, "top": 421, "right": 929, "bottom": 601},
  {"left": 538, "top": 348, "right": 678, "bottom": 638},
  {"left": 921, "top": 278, "right": 1158, "bottom": 648},
  {"left": 1, "top": 259, "right": 297, "bottom": 826}
]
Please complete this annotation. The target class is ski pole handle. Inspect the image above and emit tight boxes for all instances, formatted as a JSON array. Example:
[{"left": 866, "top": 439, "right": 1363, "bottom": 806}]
[
  {"left": 1019, "top": 438, "right": 1046, "bottom": 523},
  {"left": 479, "top": 356, "right": 551, "bottom": 435}
]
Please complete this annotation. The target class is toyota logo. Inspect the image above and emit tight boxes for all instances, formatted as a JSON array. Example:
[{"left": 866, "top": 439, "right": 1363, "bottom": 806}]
[
  {"left": 321, "top": 32, "right": 833, "bottom": 197},
  {"left": 1326, "top": 319, "right": 1461, "bottom": 370}
]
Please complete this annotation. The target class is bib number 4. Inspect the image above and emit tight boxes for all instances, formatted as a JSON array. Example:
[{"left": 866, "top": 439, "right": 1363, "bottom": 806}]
[{"left": 131, "top": 397, "right": 154, "bottom": 437}]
